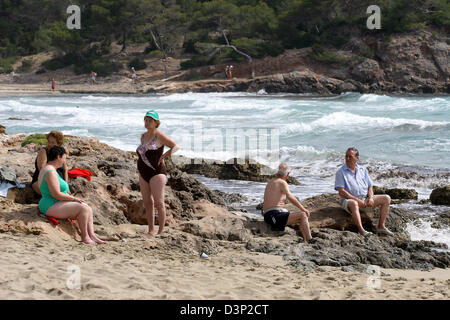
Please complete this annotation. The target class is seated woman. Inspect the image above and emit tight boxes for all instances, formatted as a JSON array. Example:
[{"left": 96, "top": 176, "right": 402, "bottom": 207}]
[
  {"left": 31, "top": 130, "right": 68, "bottom": 195},
  {"left": 38, "top": 146, "right": 106, "bottom": 245}
]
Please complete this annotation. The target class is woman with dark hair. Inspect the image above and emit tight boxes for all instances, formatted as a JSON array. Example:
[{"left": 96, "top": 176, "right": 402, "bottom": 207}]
[
  {"left": 38, "top": 146, "right": 106, "bottom": 245},
  {"left": 137, "top": 110, "right": 179, "bottom": 237},
  {"left": 31, "top": 130, "right": 68, "bottom": 195}
]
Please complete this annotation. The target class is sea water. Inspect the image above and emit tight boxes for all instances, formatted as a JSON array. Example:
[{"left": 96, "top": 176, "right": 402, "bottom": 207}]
[{"left": 1, "top": 92, "right": 449, "bottom": 246}]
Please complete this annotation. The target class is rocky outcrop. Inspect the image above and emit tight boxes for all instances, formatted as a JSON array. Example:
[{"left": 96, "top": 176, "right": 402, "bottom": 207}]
[
  {"left": 1, "top": 133, "right": 449, "bottom": 271},
  {"left": 141, "top": 31, "right": 450, "bottom": 95},
  {"left": 0, "top": 125, "right": 6, "bottom": 135},
  {"left": 168, "top": 156, "right": 300, "bottom": 185},
  {"left": 351, "top": 58, "right": 382, "bottom": 83},
  {"left": 286, "top": 193, "right": 418, "bottom": 233},
  {"left": 373, "top": 186, "right": 418, "bottom": 200},
  {"left": 430, "top": 211, "right": 450, "bottom": 229},
  {"left": 0, "top": 134, "right": 230, "bottom": 227},
  {"left": 430, "top": 186, "right": 450, "bottom": 205},
  {"left": 167, "top": 168, "right": 226, "bottom": 206},
  {"left": 244, "top": 193, "right": 447, "bottom": 270}
]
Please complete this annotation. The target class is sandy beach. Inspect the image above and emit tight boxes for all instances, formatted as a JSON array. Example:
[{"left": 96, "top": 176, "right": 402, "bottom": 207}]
[
  {"left": 0, "top": 206, "right": 449, "bottom": 300},
  {"left": 1, "top": 229, "right": 449, "bottom": 300}
]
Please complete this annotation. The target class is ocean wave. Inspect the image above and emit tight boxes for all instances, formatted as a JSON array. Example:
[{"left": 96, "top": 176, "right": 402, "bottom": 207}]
[
  {"left": 0, "top": 100, "right": 82, "bottom": 116},
  {"left": 158, "top": 92, "right": 255, "bottom": 101},
  {"left": 406, "top": 219, "right": 450, "bottom": 249},
  {"left": 79, "top": 95, "right": 151, "bottom": 103},
  {"left": 357, "top": 94, "right": 394, "bottom": 103},
  {"left": 281, "top": 112, "right": 449, "bottom": 135}
]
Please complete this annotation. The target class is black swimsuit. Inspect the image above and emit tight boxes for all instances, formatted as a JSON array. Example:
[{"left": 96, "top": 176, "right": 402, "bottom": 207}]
[
  {"left": 137, "top": 134, "right": 166, "bottom": 183},
  {"left": 31, "top": 148, "right": 65, "bottom": 184}
]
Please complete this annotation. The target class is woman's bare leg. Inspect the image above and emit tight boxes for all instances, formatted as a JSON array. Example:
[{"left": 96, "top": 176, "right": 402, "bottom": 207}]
[
  {"left": 46, "top": 202, "right": 96, "bottom": 244},
  {"left": 139, "top": 175, "right": 155, "bottom": 237},
  {"left": 84, "top": 204, "right": 107, "bottom": 244},
  {"left": 150, "top": 174, "right": 167, "bottom": 235}
]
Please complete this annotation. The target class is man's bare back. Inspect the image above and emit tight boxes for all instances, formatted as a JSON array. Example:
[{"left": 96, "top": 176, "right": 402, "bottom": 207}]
[{"left": 263, "top": 177, "right": 289, "bottom": 211}]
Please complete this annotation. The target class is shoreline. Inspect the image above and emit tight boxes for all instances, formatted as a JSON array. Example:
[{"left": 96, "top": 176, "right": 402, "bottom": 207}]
[
  {"left": 1, "top": 82, "right": 449, "bottom": 97},
  {"left": 1, "top": 75, "right": 449, "bottom": 97}
]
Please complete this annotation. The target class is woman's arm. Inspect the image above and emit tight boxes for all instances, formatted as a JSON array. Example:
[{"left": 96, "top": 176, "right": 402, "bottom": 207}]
[
  {"left": 36, "top": 149, "right": 47, "bottom": 171},
  {"left": 157, "top": 131, "right": 179, "bottom": 164},
  {"left": 63, "top": 161, "right": 69, "bottom": 182},
  {"left": 46, "top": 171, "right": 82, "bottom": 202}
]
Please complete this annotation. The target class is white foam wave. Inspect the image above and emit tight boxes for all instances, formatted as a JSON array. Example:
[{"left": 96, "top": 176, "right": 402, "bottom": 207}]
[
  {"left": 158, "top": 92, "right": 254, "bottom": 101},
  {"left": 0, "top": 100, "right": 81, "bottom": 116},
  {"left": 282, "top": 112, "right": 448, "bottom": 135},
  {"left": 406, "top": 219, "right": 450, "bottom": 249}
]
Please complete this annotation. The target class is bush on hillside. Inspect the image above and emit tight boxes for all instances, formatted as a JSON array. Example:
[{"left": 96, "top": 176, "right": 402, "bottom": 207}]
[
  {"left": 74, "top": 57, "right": 122, "bottom": 76},
  {"left": 128, "top": 57, "right": 147, "bottom": 70}
]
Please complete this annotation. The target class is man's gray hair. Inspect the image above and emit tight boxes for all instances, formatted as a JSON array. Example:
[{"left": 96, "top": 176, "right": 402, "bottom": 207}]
[
  {"left": 276, "top": 163, "right": 289, "bottom": 177},
  {"left": 347, "top": 147, "right": 359, "bottom": 157}
]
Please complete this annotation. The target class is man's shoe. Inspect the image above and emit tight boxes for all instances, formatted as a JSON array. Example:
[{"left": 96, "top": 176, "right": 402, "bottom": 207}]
[{"left": 376, "top": 228, "right": 394, "bottom": 236}]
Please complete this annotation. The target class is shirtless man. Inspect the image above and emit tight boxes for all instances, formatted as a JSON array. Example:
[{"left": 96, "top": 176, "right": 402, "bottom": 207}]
[{"left": 263, "top": 163, "right": 312, "bottom": 242}]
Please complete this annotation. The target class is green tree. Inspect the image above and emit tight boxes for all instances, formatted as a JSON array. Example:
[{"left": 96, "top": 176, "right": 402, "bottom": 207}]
[{"left": 90, "top": 0, "right": 160, "bottom": 52}]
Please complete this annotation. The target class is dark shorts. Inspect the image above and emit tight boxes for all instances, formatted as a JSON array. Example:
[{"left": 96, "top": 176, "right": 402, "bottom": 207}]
[{"left": 264, "top": 209, "right": 290, "bottom": 231}]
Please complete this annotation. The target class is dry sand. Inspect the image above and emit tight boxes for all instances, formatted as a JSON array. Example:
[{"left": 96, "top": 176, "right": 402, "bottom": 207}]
[{"left": 0, "top": 223, "right": 448, "bottom": 300}]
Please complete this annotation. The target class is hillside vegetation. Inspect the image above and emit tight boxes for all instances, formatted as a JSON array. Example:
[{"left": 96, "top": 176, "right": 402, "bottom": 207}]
[{"left": 0, "top": 0, "right": 448, "bottom": 75}]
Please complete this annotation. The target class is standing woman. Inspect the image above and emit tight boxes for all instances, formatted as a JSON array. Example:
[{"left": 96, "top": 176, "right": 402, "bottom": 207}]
[
  {"left": 137, "top": 110, "right": 179, "bottom": 237},
  {"left": 31, "top": 130, "right": 68, "bottom": 195},
  {"left": 38, "top": 146, "right": 106, "bottom": 245}
]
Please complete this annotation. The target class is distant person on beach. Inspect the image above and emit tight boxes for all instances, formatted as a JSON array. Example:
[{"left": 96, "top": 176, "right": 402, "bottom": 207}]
[
  {"left": 137, "top": 110, "right": 179, "bottom": 237},
  {"left": 225, "top": 66, "right": 230, "bottom": 79},
  {"left": 263, "top": 163, "right": 312, "bottom": 243},
  {"left": 228, "top": 65, "right": 233, "bottom": 79},
  {"left": 131, "top": 67, "right": 137, "bottom": 82},
  {"left": 31, "top": 131, "right": 68, "bottom": 196},
  {"left": 37, "top": 146, "right": 106, "bottom": 245},
  {"left": 91, "top": 71, "right": 97, "bottom": 84},
  {"left": 335, "top": 147, "right": 393, "bottom": 237},
  {"left": 51, "top": 78, "right": 55, "bottom": 93}
]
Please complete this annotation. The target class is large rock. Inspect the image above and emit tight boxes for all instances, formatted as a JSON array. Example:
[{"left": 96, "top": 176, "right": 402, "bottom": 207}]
[
  {"left": 377, "top": 32, "right": 448, "bottom": 89},
  {"left": 351, "top": 58, "right": 382, "bottom": 83},
  {"left": 289, "top": 193, "right": 376, "bottom": 231},
  {"left": 0, "top": 125, "right": 6, "bottom": 135},
  {"left": 430, "top": 211, "right": 450, "bottom": 229},
  {"left": 167, "top": 168, "right": 226, "bottom": 206},
  {"left": 0, "top": 200, "right": 80, "bottom": 242},
  {"left": 430, "top": 186, "right": 450, "bottom": 205},
  {"left": 373, "top": 186, "right": 418, "bottom": 200}
]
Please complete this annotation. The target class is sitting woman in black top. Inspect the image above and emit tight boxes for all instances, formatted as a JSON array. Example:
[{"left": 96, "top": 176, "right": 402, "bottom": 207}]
[{"left": 31, "top": 130, "right": 68, "bottom": 195}]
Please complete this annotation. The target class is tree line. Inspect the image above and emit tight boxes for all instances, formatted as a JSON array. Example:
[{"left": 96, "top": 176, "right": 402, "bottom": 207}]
[{"left": 0, "top": 0, "right": 448, "bottom": 75}]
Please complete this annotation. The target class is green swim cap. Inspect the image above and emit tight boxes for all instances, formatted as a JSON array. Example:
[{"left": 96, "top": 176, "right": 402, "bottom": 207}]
[{"left": 145, "top": 110, "right": 159, "bottom": 120}]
